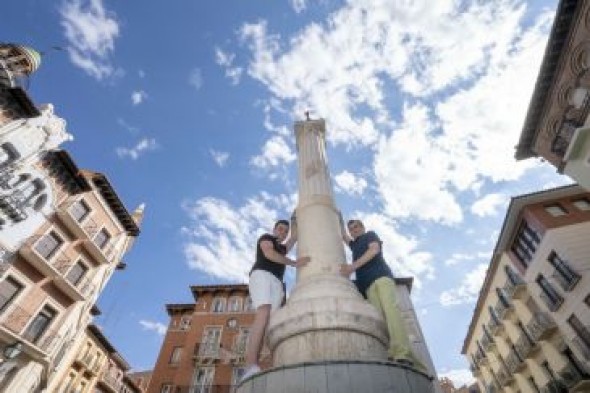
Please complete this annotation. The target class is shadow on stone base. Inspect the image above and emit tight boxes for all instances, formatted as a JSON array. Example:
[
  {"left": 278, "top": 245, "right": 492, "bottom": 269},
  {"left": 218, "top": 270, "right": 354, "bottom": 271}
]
[{"left": 237, "top": 360, "right": 434, "bottom": 393}]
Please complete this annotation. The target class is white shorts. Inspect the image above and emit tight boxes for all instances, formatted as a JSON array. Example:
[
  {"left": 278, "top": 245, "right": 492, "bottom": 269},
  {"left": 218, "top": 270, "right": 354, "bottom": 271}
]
[{"left": 249, "top": 270, "right": 284, "bottom": 311}]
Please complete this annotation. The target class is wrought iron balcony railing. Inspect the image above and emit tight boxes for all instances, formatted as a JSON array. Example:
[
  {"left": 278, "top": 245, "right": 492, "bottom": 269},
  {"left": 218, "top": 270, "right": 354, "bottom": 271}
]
[
  {"left": 495, "top": 300, "right": 514, "bottom": 320},
  {"left": 527, "top": 312, "right": 558, "bottom": 342},
  {"left": 503, "top": 277, "right": 527, "bottom": 300},
  {"left": 515, "top": 332, "right": 539, "bottom": 359},
  {"left": 505, "top": 348, "right": 526, "bottom": 374}
]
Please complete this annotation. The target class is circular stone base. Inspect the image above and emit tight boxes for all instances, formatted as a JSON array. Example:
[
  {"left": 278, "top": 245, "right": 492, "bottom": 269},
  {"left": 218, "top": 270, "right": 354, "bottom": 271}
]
[{"left": 236, "top": 360, "right": 434, "bottom": 393}]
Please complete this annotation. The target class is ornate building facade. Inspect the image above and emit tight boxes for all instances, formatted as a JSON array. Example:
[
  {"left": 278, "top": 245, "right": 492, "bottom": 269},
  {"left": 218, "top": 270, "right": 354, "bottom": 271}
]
[
  {"left": 148, "top": 284, "right": 260, "bottom": 393},
  {"left": 0, "top": 43, "right": 144, "bottom": 392},
  {"left": 516, "top": 0, "right": 590, "bottom": 190},
  {"left": 463, "top": 185, "right": 590, "bottom": 392}
]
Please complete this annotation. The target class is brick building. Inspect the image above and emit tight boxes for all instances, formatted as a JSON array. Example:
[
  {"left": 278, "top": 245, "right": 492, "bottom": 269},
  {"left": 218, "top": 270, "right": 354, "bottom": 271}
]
[{"left": 148, "top": 284, "right": 270, "bottom": 393}]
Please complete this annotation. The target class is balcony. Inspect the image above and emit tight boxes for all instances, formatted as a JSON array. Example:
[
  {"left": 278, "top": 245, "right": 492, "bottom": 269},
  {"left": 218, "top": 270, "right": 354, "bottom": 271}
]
[
  {"left": 74, "top": 353, "right": 103, "bottom": 376},
  {"left": 515, "top": 332, "right": 539, "bottom": 359},
  {"left": 174, "top": 383, "right": 232, "bottom": 392},
  {"left": 505, "top": 348, "right": 526, "bottom": 374},
  {"left": 558, "top": 362, "right": 590, "bottom": 392},
  {"left": 481, "top": 333, "right": 496, "bottom": 352},
  {"left": 496, "top": 366, "right": 514, "bottom": 387},
  {"left": 540, "top": 379, "right": 569, "bottom": 393},
  {"left": 527, "top": 312, "right": 558, "bottom": 342},
  {"left": 19, "top": 238, "right": 94, "bottom": 302},
  {"left": 56, "top": 200, "right": 92, "bottom": 240},
  {"left": 488, "top": 318, "right": 505, "bottom": 336},
  {"left": 495, "top": 300, "right": 515, "bottom": 320},
  {"left": 572, "top": 336, "right": 590, "bottom": 362},
  {"left": 551, "top": 267, "right": 581, "bottom": 292},
  {"left": 0, "top": 301, "right": 61, "bottom": 357},
  {"left": 194, "top": 342, "right": 221, "bottom": 363},
  {"left": 503, "top": 277, "right": 527, "bottom": 300},
  {"left": 98, "top": 372, "right": 123, "bottom": 393},
  {"left": 470, "top": 363, "right": 481, "bottom": 377}
]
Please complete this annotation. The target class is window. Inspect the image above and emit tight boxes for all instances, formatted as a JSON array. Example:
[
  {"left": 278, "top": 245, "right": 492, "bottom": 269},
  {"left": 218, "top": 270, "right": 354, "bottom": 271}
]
[
  {"left": 160, "top": 384, "right": 173, "bottom": 393},
  {"left": 62, "top": 372, "right": 77, "bottom": 392},
  {"left": 228, "top": 297, "right": 242, "bottom": 312},
  {"left": 34, "top": 230, "right": 63, "bottom": 259},
  {"left": 211, "top": 297, "right": 225, "bottom": 313},
  {"left": 180, "top": 315, "right": 191, "bottom": 330},
  {"left": 544, "top": 204, "right": 568, "bottom": 217},
  {"left": 536, "top": 275, "right": 563, "bottom": 311},
  {"left": 192, "top": 367, "right": 214, "bottom": 393},
  {"left": 93, "top": 228, "right": 111, "bottom": 250},
  {"left": 244, "top": 296, "right": 253, "bottom": 311},
  {"left": 169, "top": 346, "right": 182, "bottom": 364},
  {"left": 235, "top": 327, "right": 249, "bottom": 354},
  {"left": 200, "top": 327, "right": 221, "bottom": 356},
  {"left": 0, "top": 276, "right": 22, "bottom": 312},
  {"left": 66, "top": 260, "right": 88, "bottom": 286},
  {"left": 568, "top": 314, "right": 590, "bottom": 350},
  {"left": 22, "top": 305, "right": 57, "bottom": 344},
  {"left": 572, "top": 198, "right": 590, "bottom": 211},
  {"left": 511, "top": 221, "right": 540, "bottom": 268},
  {"left": 548, "top": 251, "right": 580, "bottom": 291},
  {"left": 232, "top": 367, "right": 246, "bottom": 385},
  {"left": 70, "top": 200, "right": 90, "bottom": 222}
]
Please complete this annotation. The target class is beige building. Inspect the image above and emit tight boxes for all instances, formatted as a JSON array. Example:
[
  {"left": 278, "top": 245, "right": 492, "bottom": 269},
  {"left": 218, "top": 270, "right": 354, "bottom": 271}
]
[
  {"left": 516, "top": 1, "right": 590, "bottom": 190},
  {"left": 463, "top": 184, "right": 590, "bottom": 392},
  {"left": 0, "top": 151, "right": 143, "bottom": 392},
  {"left": 56, "top": 323, "right": 142, "bottom": 393}
]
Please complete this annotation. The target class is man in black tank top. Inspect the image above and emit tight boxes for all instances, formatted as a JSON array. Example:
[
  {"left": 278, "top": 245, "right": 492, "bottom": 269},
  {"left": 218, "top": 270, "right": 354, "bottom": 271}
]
[{"left": 242, "top": 218, "right": 310, "bottom": 381}]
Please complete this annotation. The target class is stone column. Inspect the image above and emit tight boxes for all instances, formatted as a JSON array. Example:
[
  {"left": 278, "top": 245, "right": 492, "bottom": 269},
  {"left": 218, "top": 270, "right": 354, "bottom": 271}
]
[
  {"left": 266, "top": 118, "right": 388, "bottom": 365},
  {"left": 238, "top": 118, "right": 435, "bottom": 393}
]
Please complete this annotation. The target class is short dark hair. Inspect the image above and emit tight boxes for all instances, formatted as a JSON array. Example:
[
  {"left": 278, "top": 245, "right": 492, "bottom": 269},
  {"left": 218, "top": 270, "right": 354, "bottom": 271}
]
[
  {"left": 347, "top": 219, "right": 364, "bottom": 228},
  {"left": 274, "top": 219, "right": 290, "bottom": 229}
]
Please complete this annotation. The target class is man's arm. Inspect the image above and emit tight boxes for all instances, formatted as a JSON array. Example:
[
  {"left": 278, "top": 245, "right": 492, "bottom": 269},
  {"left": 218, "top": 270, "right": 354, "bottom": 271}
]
[
  {"left": 284, "top": 212, "right": 298, "bottom": 252},
  {"left": 260, "top": 240, "right": 309, "bottom": 267},
  {"left": 340, "top": 241, "right": 380, "bottom": 276},
  {"left": 338, "top": 211, "right": 352, "bottom": 244}
]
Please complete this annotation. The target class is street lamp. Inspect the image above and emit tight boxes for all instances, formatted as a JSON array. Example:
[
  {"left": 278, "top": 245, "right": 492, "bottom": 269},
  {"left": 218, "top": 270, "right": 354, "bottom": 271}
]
[{"left": 2, "top": 341, "right": 23, "bottom": 360}]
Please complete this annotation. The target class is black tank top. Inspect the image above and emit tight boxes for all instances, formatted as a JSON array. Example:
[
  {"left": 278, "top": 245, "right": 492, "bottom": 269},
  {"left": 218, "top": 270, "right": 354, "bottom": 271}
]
[{"left": 250, "top": 233, "right": 287, "bottom": 281}]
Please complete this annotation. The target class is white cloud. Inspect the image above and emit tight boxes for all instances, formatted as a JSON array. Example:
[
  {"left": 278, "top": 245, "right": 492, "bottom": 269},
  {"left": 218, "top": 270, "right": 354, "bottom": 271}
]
[
  {"left": 250, "top": 135, "right": 296, "bottom": 169},
  {"left": 60, "top": 0, "right": 120, "bottom": 80},
  {"left": 210, "top": 149, "right": 230, "bottom": 167},
  {"left": 215, "top": 47, "right": 243, "bottom": 85},
  {"left": 334, "top": 170, "right": 367, "bottom": 196},
  {"left": 235, "top": 0, "right": 553, "bottom": 225},
  {"left": 131, "top": 90, "right": 147, "bottom": 105},
  {"left": 139, "top": 319, "right": 166, "bottom": 336},
  {"left": 138, "top": 69, "right": 146, "bottom": 78},
  {"left": 439, "top": 368, "right": 476, "bottom": 389},
  {"left": 290, "top": 0, "right": 307, "bottom": 13},
  {"left": 444, "top": 251, "right": 490, "bottom": 267},
  {"left": 189, "top": 68, "right": 203, "bottom": 90},
  {"left": 182, "top": 193, "right": 296, "bottom": 281},
  {"left": 353, "top": 212, "right": 434, "bottom": 288},
  {"left": 471, "top": 193, "right": 507, "bottom": 217},
  {"left": 116, "top": 138, "right": 158, "bottom": 160},
  {"left": 439, "top": 263, "right": 488, "bottom": 306}
]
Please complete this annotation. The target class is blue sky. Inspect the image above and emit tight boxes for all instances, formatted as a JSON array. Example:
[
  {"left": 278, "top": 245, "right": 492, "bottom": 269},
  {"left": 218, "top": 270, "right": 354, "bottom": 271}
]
[{"left": 3, "top": 0, "right": 572, "bottom": 387}]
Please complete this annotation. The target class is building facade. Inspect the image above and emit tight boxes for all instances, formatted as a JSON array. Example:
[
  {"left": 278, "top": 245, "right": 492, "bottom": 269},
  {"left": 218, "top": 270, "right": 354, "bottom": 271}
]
[
  {"left": 515, "top": 0, "right": 590, "bottom": 190},
  {"left": 148, "top": 284, "right": 265, "bottom": 393},
  {"left": 0, "top": 42, "right": 144, "bottom": 392},
  {"left": 463, "top": 185, "right": 590, "bottom": 393},
  {"left": 54, "top": 323, "right": 142, "bottom": 393}
]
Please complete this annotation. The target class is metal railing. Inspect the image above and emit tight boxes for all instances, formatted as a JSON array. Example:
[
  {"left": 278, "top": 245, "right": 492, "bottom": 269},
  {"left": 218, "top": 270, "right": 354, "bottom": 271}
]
[
  {"left": 558, "top": 362, "right": 590, "bottom": 389},
  {"left": 495, "top": 300, "right": 514, "bottom": 320},
  {"left": 503, "top": 277, "right": 526, "bottom": 299},
  {"left": 572, "top": 336, "right": 590, "bottom": 361},
  {"left": 527, "top": 312, "right": 557, "bottom": 342},
  {"left": 505, "top": 348, "right": 525, "bottom": 374},
  {"left": 481, "top": 333, "right": 495, "bottom": 351},
  {"left": 195, "top": 342, "right": 221, "bottom": 359},
  {"left": 488, "top": 318, "right": 504, "bottom": 336},
  {"left": 496, "top": 365, "right": 513, "bottom": 386},
  {"left": 173, "top": 386, "right": 235, "bottom": 393},
  {"left": 515, "top": 332, "right": 538, "bottom": 359}
]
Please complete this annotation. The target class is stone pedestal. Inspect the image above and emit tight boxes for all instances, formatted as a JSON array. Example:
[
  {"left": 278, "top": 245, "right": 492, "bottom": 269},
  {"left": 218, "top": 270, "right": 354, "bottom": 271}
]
[{"left": 237, "top": 360, "right": 435, "bottom": 393}]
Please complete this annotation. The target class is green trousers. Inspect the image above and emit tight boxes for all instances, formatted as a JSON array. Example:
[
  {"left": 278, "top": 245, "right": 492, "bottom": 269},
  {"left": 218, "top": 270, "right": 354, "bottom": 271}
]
[{"left": 366, "top": 277, "right": 427, "bottom": 372}]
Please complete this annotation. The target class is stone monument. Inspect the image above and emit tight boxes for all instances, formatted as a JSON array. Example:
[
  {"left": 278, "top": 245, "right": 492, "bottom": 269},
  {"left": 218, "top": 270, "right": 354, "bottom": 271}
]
[{"left": 237, "top": 118, "right": 434, "bottom": 393}]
